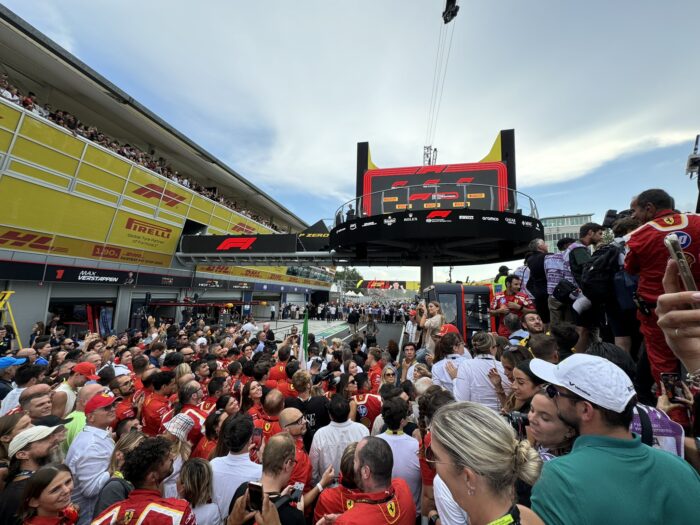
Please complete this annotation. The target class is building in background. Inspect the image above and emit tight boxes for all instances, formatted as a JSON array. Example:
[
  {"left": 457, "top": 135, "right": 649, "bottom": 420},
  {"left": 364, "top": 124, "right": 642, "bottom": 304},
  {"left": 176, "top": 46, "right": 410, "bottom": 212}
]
[
  {"left": 540, "top": 213, "right": 593, "bottom": 245},
  {"left": 0, "top": 6, "right": 331, "bottom": 338}
]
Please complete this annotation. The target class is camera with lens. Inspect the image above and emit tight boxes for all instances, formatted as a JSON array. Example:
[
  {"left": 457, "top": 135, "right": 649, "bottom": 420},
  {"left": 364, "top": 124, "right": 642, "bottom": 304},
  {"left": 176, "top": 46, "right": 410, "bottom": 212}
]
[
  {"left": 602, "top": 209, "right": 633, "bottom": 229},
  {"left": 504, "top": 411, "right": 529, "bottom": 439}
]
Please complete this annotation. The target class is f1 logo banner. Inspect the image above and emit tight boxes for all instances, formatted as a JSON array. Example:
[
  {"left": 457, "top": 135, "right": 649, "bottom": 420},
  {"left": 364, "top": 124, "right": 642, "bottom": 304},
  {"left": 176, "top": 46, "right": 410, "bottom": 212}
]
[{"left": 180, "top": 234, "right": 298, "bottom": 254}]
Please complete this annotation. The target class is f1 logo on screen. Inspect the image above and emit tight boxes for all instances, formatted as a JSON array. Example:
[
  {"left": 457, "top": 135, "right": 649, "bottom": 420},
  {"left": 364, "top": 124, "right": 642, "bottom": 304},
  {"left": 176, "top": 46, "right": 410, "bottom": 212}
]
[
  {"left": 216, "top": 237, "right": 257, "bottom": 251},
  {"left": 426, "top": 211, "right": 451, "bottom": 219}
]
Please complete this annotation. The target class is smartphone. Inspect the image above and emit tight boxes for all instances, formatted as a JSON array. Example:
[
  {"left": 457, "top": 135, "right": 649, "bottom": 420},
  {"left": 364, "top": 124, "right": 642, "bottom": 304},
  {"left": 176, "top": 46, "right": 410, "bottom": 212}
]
[
  {"left": 660, "top": 372, "right": 685, "bottom": 402},
  {"left": 251, "top": 427, "right": 263, "bottom": 448},
  {"left": 664, "top": 233, "right": 697, "bottom": 292},
  {"left": 247, "top": 481, "right": 263, "bottom": 512}
]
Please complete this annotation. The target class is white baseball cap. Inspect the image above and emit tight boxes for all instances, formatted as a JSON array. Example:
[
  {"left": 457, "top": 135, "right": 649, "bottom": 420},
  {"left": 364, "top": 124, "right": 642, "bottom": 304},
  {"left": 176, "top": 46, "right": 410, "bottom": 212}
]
[
  {"left": 195, "top": 337, "right": 208, "bottom": 347},
  {"left": 9, "top": 425, "right": 60, "bottom": 458},
  {"left": 530, "top": 354, "right": 636, "bottom": 413}
]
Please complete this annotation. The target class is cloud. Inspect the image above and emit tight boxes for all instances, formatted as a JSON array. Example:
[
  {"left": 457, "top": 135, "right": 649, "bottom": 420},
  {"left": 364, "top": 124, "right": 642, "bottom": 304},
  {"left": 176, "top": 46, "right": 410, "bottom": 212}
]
[{"left": 3, "top": 1, "right": 699, "bottom": 281}]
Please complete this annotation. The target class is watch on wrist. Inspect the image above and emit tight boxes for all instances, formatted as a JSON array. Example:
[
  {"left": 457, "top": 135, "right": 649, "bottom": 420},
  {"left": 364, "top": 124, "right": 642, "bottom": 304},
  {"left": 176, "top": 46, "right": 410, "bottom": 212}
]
[{"left": 429, "top": 514, "right": 440, "bottom": 525}]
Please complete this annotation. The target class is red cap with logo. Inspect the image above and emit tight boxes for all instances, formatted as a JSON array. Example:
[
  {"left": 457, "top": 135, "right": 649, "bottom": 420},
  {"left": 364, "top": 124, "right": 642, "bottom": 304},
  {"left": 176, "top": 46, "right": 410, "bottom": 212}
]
[
  {"left": 437, "top": 324, "right": 460, "bottom": 337},
  {"left": 73, "top": 362, "right": 99, "bottom": 380},
  {"left": 84, "top": 391, "right": 120, "bottom": 415}
]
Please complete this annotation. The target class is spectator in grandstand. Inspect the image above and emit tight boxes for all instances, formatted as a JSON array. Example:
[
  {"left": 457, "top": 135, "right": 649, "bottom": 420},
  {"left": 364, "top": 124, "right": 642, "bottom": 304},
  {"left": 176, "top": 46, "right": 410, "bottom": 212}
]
[
  {"left": 229, "top": 433, "right": 305, "bottom": 525},
  {"left": 177, "top": 458, "right": 220, "bottom": 525},
  {"left": 93, "top": 431, "right": 146, "bottom": 518},
  {"left": 310, "top": 394, "right": 368, "bottom": 485},
  {"left": 92, "top": 437, "right": 196, "bottom": 525},
  {"left": 210, "top": 413, "right": 261, "bottom": 519},
  {"left": 65, "top": 390, "right": 119, "bottom": 525},
  {"left": 429, "top": 402, "right": 543, "bottom": 525},
  {"left": 431, "top": 327, "right": 469, "bottom": 391},
  {"left": 454, "top": 332, "right": 509, "bottom": 411},
  {"left": 378, "top": 396, "right": 422, "bottom": 517},
  {"left": 17, "top": 464, "right": 75, "bottom": 525},
  {"left": 529, "top": 354, "right": 700, "bottom": 524}
]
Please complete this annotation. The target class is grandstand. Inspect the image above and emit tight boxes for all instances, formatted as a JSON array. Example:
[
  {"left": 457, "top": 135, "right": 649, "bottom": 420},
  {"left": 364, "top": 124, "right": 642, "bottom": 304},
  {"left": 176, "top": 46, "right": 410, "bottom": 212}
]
[{"left": 0, "top": 6, "right": 332, "bottom": 337}]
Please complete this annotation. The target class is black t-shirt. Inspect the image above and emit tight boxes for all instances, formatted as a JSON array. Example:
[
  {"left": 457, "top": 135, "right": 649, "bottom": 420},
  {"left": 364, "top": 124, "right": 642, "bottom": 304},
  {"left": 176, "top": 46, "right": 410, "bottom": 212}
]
[
  {"left": 0, "top": 477, "right": 29, "bottom": 525},
  {"left": 285, "top": 395, "right": 330, "bottom": 452},
  {"left": 230, "top": 482, "right": 305, "bottom": 525}
]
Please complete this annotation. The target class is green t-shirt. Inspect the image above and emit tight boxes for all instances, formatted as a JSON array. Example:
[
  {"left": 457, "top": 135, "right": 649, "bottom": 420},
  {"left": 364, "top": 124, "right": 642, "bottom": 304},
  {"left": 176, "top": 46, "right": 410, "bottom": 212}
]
[
  {"left": 531, "top": 433, "right": 700, "bottom": 525},
  {"left": 62, "top": 410, "right": 86, "bottom": 453}
]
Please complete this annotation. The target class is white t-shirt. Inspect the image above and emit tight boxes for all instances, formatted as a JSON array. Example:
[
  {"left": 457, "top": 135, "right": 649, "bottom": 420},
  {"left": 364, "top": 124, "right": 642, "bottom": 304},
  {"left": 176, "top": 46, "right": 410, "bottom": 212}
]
[
  {"left": 193, "top": 503, "right": 221, "bottom": 525},
  {"left": 211, "top": 452, "right": 262, "bottom": 518},
  {"left": 434, "top": 474, "right": 469, "bottom": 525},
  {"left": 378, "top": 431, "right": 422, "bottom": 513},
  {"left": 453, "top": 354, "right": 510, "bottom": 411},
  {"left": 431, "top": 353, "right": 472, "bottom": 393}
]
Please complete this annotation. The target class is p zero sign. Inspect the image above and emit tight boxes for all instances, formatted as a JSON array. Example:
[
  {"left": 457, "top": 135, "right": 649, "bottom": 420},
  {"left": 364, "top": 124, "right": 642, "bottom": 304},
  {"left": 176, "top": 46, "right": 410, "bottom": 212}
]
[{"left": 362, "top": 162, "right": 508, "bottom": 216}]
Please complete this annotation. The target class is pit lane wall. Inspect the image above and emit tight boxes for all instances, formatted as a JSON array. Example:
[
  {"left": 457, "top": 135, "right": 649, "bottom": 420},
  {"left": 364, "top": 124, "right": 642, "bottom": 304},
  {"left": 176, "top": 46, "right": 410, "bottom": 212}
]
[{"left": 0, "top": 99, "right": 330, "bottom": 289}]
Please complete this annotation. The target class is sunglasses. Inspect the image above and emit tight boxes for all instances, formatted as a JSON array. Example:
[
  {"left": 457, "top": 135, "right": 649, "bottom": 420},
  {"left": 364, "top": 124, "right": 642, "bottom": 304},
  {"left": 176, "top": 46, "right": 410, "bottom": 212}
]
[
  {"left": 384, "top": 372, "right": 396, "bottom": 377},
  {"left": 544, "top": 383, "right": 581, "bottom": 402}
]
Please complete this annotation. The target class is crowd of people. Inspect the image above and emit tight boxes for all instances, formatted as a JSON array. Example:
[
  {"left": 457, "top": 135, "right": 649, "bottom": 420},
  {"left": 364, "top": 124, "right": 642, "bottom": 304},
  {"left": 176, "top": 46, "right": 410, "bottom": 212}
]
[
  {"left": 0, "top": 186, "right": 700, "bottom": 525},
  {"left": 0, "top": 74, "right": 281, "bottom": 232}
]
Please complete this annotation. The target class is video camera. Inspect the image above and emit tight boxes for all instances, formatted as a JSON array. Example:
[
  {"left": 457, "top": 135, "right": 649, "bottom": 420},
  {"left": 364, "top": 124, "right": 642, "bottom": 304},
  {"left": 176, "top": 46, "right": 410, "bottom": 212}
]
[
  {"left": 602, "top": 208, "right": 633, "bottom": 229},
  {"left": 504, "top": 410, "right": 529, "bottom": 439}
]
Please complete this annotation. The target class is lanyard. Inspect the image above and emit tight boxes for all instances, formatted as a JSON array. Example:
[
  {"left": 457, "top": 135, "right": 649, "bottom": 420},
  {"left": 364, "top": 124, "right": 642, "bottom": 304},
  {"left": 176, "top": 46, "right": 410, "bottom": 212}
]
[{"left": 485, "top": 504, "right": 520, "bottom": 525}]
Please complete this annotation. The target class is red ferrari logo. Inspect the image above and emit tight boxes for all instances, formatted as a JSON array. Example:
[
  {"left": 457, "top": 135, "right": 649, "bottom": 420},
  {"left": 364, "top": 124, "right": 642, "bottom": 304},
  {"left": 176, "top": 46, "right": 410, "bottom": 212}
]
[
  {"left": 216, "top": 238, "right": 256, "bottom": 251},
  {"left": 426, "top": 211, "right": 451, "bottom": 219}
]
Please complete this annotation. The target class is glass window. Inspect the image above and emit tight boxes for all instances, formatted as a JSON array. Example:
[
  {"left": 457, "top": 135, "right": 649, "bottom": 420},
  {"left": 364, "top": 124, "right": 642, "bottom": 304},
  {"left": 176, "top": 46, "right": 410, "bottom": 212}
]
[{"left": 438, "top": 293, "right": 458, "bottom": 326}]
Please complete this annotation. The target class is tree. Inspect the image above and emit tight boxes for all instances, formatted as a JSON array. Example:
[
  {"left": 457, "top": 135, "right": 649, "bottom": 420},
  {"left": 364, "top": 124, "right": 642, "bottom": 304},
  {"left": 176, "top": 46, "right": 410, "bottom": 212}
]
[{"left": 333, "top": 267, "right": 364, "bottom": 290}]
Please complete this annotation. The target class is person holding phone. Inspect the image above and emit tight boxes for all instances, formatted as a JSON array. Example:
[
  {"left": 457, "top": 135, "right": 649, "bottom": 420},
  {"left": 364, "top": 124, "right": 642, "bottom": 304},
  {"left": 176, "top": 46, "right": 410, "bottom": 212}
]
[{"left": 228, "top": 433, "right": 305, "bottom": 525}]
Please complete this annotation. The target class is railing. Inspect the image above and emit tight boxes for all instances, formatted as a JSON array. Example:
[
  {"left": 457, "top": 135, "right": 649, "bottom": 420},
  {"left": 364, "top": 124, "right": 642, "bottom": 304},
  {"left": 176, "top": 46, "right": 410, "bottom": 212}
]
[{"left": 333, "top": 183, "right": 539, "bottom": 226}]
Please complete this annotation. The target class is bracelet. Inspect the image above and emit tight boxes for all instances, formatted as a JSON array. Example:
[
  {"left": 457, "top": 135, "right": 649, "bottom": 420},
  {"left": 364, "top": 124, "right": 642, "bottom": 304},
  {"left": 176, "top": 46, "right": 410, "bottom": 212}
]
[{"left": 316, "top": 483, "right": 324, "bottom": 493}]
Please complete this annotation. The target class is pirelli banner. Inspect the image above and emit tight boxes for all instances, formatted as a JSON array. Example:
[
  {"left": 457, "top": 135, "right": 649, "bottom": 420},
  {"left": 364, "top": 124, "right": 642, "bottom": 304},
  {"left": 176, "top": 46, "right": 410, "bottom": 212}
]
[{"left": 0, "top": 99, "right": 276, "bottom": 269}]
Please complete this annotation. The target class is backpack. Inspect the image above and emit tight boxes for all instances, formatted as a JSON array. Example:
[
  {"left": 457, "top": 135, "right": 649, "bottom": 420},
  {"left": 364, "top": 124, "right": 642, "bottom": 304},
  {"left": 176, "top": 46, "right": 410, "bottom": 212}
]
[{"left": 579, "top": 243, "right": 622, "bottom": 304}]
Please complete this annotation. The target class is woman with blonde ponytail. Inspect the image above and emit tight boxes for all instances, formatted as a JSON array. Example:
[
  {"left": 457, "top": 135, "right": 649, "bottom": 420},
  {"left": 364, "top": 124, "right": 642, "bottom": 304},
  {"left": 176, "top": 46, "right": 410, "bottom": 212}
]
[{"left": 428, "top": 401, "right": 544, "bottom": 525}]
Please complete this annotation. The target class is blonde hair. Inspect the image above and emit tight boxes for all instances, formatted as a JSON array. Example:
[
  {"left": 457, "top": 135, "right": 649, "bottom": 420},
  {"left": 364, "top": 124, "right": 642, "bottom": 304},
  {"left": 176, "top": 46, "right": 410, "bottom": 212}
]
[
  {"left": 179, "top": 458, "right": 213, "bottom": 507},
  {"left": 174, "top": 363, "right": 192, "bottom": 381},
  {"left": 109, "top": 431, "right": 146, "bottom": 475},
  {"left": 431, "top": 401, "right": 542, "bottom": 495},
  {"left": 471, "top": 332, "right": 495, "bottom": 355}
]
